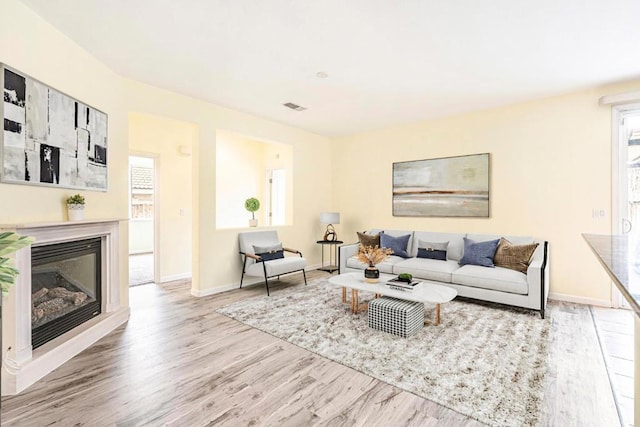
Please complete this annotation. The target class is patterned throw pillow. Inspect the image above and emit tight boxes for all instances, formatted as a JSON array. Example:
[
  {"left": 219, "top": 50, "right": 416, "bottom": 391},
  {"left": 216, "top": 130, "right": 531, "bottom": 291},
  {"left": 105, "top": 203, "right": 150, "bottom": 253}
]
[
  {"left": 253, "top": 243, "right": 284, "bottom": 262},
  {"left": 357, "top": 232, "right": 380, "bottom": 248},
  {"left": 493, "top": 238, "right": 539, "bottom": 273},
  {"left": 459, "top": 238, "right": 500, "bottom": 267},
  {"left": 380, "top": 232, "right": 411, "bottom": 258},
  {"left": 417, "top": 241, "right": 449, "bottom": 261}
]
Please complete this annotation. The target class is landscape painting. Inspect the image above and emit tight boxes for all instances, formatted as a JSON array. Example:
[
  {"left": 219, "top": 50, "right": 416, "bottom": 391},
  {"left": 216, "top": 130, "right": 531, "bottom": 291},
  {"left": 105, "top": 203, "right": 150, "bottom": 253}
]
[
  {"left": 2, "top": 65, "right": 108, "bottom": 191},
  {"left": 393, "top": 153, "right": 489, "bottom": 217}
]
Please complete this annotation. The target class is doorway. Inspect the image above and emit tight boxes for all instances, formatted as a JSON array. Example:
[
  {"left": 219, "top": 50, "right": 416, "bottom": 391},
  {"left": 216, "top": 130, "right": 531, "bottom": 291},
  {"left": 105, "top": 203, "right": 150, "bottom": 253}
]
[
  {"left": 129, "top": 155, "right": 157, "bottom": 286},
  {"left": 613, "top": 105, "right": 640, "bottom": 307}
]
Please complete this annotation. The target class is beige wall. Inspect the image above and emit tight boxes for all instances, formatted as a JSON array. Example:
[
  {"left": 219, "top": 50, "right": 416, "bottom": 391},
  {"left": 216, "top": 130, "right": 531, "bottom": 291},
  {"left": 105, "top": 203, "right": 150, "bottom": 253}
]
[
  {"left": 129, "top": 113, "right": 195, "bottom": 281},
  {"left": 123, "top": 80, "right": 332, "bottom": 295},
  {"left": 0, "top": 0, "right": 130, "bottom": 305},
  {"left": 215, "top": 131, "right": 267, "bottom": 228},
  {"left": 333, "top": 80, "right": 640, "bottom": 304}
]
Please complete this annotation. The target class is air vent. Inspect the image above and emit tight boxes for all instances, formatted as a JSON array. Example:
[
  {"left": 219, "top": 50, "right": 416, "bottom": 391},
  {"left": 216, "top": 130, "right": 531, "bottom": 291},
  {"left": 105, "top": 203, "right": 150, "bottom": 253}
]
[{"left": 283, "top": 102, "right": 307, "bottom": 111}]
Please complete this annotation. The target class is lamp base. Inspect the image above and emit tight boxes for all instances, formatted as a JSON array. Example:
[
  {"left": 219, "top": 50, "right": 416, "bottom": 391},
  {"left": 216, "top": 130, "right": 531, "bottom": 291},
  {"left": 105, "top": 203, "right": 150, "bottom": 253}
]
[{"left": 323, "top": 224, "right": 337, "bottom": 241}]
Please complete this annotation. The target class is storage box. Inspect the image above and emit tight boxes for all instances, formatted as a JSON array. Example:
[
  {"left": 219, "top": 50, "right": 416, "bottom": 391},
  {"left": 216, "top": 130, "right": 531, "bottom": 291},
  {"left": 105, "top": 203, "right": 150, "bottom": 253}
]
[{"left": 368, "top": 297, "right": 424, "bottom": 337}]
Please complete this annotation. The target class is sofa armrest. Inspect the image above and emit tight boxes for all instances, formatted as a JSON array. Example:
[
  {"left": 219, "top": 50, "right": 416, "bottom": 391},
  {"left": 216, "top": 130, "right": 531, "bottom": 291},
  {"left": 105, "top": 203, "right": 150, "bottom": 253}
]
[
  {"left": 338, "top": 242, "right": 360, "bottom": 274},
  {"left": 526, "top": 241, "right": 549, "bottom": 317}
]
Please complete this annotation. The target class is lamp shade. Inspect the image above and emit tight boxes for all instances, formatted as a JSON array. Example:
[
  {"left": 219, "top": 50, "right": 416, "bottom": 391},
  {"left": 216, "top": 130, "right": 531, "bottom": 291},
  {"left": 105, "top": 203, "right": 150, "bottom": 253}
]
[{"left": 320, "top": 212, "right": 340, "bottom": 225}]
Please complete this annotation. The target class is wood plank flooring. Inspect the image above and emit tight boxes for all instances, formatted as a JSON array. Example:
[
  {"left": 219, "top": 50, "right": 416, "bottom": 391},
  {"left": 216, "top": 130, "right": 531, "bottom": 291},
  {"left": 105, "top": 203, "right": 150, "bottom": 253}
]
[{"left": 0, "top": 270, "right": 622, "bottom": 426}]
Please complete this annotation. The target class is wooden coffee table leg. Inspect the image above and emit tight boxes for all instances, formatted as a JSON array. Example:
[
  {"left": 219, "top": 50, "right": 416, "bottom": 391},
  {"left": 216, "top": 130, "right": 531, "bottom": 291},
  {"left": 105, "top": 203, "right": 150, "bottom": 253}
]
[
  {"left": 352, "top": 289, "right": 359, "bottom": 314},
  {"left": 342, "top": 287, "right": 346, "bottom": 303},
  {"left": 435, "top": 304, "right": 441, "bottom": 326}
]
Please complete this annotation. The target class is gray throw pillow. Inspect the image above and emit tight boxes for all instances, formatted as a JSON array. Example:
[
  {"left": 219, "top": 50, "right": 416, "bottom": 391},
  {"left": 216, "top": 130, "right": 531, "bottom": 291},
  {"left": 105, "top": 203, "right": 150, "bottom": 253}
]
[
  {"left": 459, "top": 238, "right": 500, "bottom": 267},
  {"left": 417, "top": 240, "right": 449, "bottom": 261}
]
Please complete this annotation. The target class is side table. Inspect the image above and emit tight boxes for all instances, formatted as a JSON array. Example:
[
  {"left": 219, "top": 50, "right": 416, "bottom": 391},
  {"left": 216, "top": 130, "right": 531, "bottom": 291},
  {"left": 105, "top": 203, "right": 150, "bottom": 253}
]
[{"left": 316, "top": 240, "right": 343, "bottom": 273}]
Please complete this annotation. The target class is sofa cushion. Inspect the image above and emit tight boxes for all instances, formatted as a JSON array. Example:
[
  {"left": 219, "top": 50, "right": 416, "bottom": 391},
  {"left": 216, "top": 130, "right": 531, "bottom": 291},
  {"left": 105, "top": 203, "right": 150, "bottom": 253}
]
[
  {"left": 380, "top": 232, "right": 411, "bottom": 258},
  {"left": 494, "top": 238, "right": 539, "bottom": 273},
  {"left": 357, "top": 231, "right": 380, "bottom": 248},
  {"left": 412, "top": 231, "right": 466, "bottom": 260},
  {"left": 416, "top": 240, "right": 448, "bottom": 261},
  {"left": 459, "top": 238, "right": 500, "bottom": 267},
  {"left": 452, "top": 265, "right": 528, "bottom": 295},
  {"left": 392, "top": 258, "right": 459, "bottom": 283},
  {"left": 347, "top": 255, "right": 405, "bottom": 274}
]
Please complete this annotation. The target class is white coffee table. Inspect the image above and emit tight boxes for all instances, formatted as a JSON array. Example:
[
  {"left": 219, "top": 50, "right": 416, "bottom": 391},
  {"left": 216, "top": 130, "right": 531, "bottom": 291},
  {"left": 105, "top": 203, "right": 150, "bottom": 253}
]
[{"left": 328, "top": 272, "right": 458, "bottom": 325}]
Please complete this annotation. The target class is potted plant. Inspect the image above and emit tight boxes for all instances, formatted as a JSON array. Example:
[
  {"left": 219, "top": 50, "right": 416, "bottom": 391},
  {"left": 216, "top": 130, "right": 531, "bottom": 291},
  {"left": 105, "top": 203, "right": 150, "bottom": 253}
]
[
  {"left": 356, "top": 245, "right": 393, "bottom": 283},
  {"left": 66, "top": 194, "right": 85, "bottom": 221},
  {"left": 244, "top": 197, "right": 260, "bottom": 227},
  {"left": 0, "top": 232, "right": 35, "bottom": 296}
]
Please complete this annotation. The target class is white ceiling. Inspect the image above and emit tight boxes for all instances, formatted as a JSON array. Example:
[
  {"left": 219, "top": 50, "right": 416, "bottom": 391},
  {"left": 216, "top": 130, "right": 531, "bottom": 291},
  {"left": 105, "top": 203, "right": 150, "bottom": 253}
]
[{"left": 19, "top": 0, "right": 640, "bottom": 136}]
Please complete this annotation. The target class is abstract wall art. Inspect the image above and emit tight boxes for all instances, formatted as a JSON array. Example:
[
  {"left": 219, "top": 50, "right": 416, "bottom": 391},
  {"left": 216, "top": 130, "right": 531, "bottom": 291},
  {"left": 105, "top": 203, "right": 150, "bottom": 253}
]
[
  {"left": 2, "top": 65, "right": 108, "bottom": 191},
  {"left": 393, "top": 153, "right": 490, "bottom": 217}
]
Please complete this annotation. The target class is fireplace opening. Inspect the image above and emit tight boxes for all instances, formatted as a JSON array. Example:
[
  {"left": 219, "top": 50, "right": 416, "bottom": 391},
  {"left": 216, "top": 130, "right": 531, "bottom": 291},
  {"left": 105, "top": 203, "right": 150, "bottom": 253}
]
[{"left": 31, "top": 237, "right": 102, "bottom": 349}]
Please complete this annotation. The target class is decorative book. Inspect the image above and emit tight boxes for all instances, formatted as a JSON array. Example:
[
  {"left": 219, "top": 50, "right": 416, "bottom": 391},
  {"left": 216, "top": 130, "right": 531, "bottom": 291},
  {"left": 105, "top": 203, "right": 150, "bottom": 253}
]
[{"left": 386, "top": 278, "right": 420, "bottom": 291}]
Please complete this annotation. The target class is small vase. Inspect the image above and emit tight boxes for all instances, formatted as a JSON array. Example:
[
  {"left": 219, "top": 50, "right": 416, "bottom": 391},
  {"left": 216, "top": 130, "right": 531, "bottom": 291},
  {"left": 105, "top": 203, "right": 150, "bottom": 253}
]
[
  {"left": 364, "top": 264, "right": 380, "bottom": 284},
  {"left": 249, "top": 219, "right": 258, "bottom": 227},
  {"left": 67, "top": 204, "right": 85, "bottom": 221}
]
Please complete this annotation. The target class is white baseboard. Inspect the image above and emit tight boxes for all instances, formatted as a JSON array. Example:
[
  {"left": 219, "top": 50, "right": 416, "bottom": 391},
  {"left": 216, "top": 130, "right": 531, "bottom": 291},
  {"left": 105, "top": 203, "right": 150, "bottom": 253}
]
[
  {"left": 548, "top": 292, "right": 612, "bottom": 308},
  {"left": 160, "top": 273, "right": 191, "bottom": 283},
  {"left": 191, "top": 266, "right": 321, "bottom": 297}
]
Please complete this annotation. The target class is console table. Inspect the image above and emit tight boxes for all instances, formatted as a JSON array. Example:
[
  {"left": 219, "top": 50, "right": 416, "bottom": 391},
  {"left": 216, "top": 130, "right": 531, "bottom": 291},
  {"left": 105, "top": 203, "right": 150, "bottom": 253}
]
[
  {"left": 583, "top": 233, "right": 640, "bottom": 425},
  {"left": 316, "top": 240, "right": 343, "bottom": 273}
]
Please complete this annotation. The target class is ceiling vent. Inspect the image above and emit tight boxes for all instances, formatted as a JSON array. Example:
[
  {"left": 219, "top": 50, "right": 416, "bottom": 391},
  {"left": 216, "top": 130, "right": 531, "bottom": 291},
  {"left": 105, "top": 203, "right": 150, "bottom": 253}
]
[{"left": 283, "top": 102, "right": 307, "bottom": 111}]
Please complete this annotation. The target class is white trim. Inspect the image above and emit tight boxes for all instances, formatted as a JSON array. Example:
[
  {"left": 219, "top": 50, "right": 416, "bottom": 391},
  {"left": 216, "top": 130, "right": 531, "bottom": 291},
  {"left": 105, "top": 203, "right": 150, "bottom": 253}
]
[
  {"left": 191, "top": 265, "right": 321, "bottom": 297},
  {"left": 548, "top": 292, "right": 612, "bottom": 308},
  {"left": 160, "top": 273, "right": 192, "bottom": 283},
  {"left": 129, "top": 152, "right": 160, "bottom": 285},
  {"left": 600, "top": 90, "right": 640, "bottom": 106},
  {"left": 1, "top": 220, "right": 125, "bottom": 395}
]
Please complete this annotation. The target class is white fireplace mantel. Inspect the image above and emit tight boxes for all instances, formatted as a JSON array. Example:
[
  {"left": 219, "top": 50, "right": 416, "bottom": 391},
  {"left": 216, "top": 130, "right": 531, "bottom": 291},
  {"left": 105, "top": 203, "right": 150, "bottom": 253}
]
[{"left": 1, "top": 219, "right": 129, "bottom": 395}]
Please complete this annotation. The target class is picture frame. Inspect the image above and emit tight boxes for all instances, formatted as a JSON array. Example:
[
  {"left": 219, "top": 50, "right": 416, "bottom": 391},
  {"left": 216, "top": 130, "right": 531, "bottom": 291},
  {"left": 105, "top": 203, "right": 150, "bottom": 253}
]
[
  {"left": 393, "top": 153, "right": 490, "bottom": 217},
  {"left": 1, "top": 64, "right": 108, "bottom": 191}
]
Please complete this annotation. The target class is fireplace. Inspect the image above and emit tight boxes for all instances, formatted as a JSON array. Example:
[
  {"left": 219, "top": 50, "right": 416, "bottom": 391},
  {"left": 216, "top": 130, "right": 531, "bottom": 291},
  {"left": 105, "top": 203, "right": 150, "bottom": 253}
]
[
  {"left": 1, "top": 219, "right": 129, "bottom": 395},
  {"left": 31, "top": 238, "right": 102, "bottom": 349}
]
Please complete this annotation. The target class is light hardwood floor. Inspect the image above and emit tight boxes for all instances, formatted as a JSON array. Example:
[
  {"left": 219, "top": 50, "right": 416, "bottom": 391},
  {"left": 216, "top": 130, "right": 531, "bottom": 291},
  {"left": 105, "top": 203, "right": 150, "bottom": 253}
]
[{"left": 0, "top": 271, "right": 623, "bottom": 426}]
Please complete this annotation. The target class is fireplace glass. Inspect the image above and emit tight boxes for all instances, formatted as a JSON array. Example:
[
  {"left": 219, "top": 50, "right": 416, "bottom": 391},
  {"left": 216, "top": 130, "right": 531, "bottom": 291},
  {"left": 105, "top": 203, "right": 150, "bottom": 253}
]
[{"left": 31, "top": 237, "right": 102, "bottom": 349}]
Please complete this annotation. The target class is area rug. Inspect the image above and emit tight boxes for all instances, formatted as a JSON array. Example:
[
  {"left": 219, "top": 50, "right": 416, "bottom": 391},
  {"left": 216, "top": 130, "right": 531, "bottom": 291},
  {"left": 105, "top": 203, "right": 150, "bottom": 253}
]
[{"left": 216, "top": 279, "right": 551, "bottom": 426}]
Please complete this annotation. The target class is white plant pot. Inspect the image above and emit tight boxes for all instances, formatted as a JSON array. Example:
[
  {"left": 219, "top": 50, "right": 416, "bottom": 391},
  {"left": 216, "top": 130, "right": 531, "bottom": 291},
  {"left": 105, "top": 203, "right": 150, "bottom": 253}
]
[
  {"left": 67, "top": 204, "right": 85, "bottom": 221},
  {"left": 249, "top": 219, "right": 258, "bottom": 227}
]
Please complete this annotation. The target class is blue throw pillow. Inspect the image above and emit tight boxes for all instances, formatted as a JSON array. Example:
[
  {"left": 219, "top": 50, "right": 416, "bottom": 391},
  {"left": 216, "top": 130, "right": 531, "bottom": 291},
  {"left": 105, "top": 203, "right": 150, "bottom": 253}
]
[
  {"left": 380, "top": 233, "right": 411, "bottom": 258},
  {"left": 459, "top": 238, "right": 500, "bottom": 267},
  {"left": 253, "top": 243, "right": 284, "bottom": 263}
]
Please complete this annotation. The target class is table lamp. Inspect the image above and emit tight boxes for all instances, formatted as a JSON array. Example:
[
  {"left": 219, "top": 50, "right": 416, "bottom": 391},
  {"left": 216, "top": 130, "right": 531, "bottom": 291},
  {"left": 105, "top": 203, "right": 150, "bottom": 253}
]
[{"left": 320, "top": 212, "right": 340, "bottom": 241}]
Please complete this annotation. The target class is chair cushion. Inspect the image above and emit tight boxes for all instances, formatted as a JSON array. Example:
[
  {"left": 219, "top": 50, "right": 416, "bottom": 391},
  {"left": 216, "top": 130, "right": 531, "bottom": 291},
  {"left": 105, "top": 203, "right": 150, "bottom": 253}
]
[
  {"left": 245, "top": 256, "right": 307, "bottom": 277},
  {"left": 459, "top": 237, "right": 500, "bottom": 267},
  {"left": 346, "top": 255, "right": 405, "bottom": 274},
  {"left": 392, "top": 258, "right": 459, "bottom": 283},
  {"left": 452, "top": 265, "right": 528, "bottom": 295}
]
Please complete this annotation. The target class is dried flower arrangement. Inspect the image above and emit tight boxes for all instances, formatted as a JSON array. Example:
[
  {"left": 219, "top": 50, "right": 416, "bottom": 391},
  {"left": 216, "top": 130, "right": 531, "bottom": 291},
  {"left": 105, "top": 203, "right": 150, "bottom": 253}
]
[{"left": 356, "top": 245, "right": 393, "bottom": 266}]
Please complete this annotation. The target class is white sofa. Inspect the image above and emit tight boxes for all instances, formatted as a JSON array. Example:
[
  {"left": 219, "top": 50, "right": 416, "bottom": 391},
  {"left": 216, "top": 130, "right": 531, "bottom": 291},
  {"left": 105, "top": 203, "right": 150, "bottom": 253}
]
[{"left": 338, "top": 229, "right": 549, "bottom": 318}]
